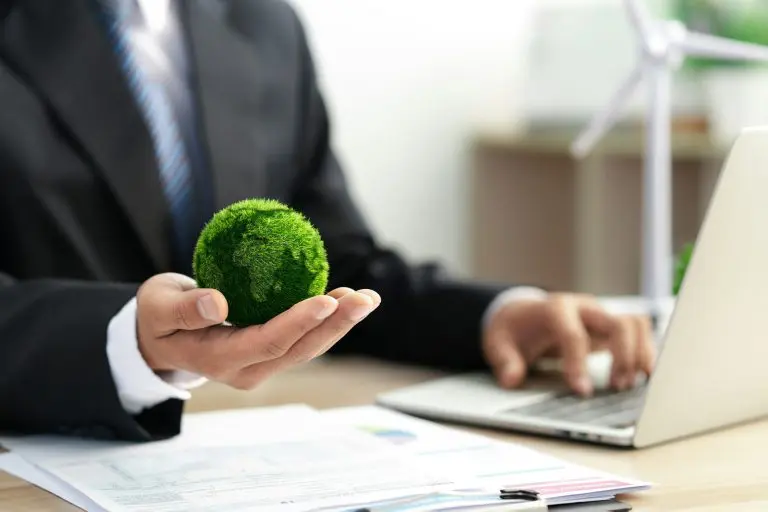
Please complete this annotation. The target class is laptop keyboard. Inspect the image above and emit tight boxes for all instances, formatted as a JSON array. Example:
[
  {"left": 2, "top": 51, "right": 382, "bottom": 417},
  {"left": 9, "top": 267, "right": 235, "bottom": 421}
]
[{"left": 505, "top": 384, "right": 647, "bottom": 428}]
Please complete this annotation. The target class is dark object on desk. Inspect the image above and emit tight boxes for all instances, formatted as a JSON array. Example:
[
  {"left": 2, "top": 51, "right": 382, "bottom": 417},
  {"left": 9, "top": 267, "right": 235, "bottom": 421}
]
[
  {"left": 500, "top": 488, "right": 541, "bottom": 501},
  {"left": 551, "top": 498, "right": 631, "bottom": 511}
]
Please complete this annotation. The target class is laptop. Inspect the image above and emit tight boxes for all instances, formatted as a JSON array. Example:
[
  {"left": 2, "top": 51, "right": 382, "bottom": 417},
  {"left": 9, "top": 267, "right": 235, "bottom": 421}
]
[{"left": 376, "top": 127, "right": 768, "bottom": 449}]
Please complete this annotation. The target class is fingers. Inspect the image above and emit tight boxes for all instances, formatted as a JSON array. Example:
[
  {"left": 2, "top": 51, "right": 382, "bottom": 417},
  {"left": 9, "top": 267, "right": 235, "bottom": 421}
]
[
  {"left": 483, "top": 320, "right": 527, "bottom": 389},
  {"left": 580, "top": 303, "right": 655, "bottom": 390},
  {"left": 229, "top": 290, "right": 380, "bottom": 390},
  {"left": 579, "top": 302, "right": 636, "bottom": 390},
  {"left": 483, "top": 292, "right": 657, "bottom": 397},
  {"left": 356, "top": 289, "right": 381, "bottom": 307},
  {"left": 607, "top": 317, "right": 636, "bottom": 390},
  {"left": 289, "top": 289, "right": 379, "bottom": 358},
  {"left": 327, "top": 287, "right": 354, "bottom": 300},
  {"left": 547, "top": 296, "right": 593, "bottom": 396},
  {"left": 634, "top": 315, "right": 656, "bottom": 376},
  {"left": 227, "top": 294, "right": 340, "bottom": 363},
  {"left": 606, "top": 315, "right": 659, "bottom": 389},
  {"left": 161, "top": 272, "right": 200, "bottom": 292}
]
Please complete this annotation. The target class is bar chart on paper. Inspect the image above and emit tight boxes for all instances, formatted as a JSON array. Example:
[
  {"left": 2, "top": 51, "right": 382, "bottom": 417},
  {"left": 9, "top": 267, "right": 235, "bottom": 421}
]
[{"left": 356, "top": 425, "right": 419, "bottom": 445}]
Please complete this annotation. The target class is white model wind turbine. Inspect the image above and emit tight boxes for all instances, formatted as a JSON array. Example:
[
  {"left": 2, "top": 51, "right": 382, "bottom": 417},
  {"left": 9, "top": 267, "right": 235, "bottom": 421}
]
[{"left": 571, "top": 0, "right": 768, "bottom": 316}]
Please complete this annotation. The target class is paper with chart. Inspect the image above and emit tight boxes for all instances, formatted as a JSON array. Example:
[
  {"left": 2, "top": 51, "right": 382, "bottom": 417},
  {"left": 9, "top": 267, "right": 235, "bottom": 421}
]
[
  {"left": 0, "top": 405, "right": 460, "bottom": 512},
  {"left": 0, "top": 404, "right": 650, "bottom": 511},
  {"left": 320, "top": 406, "right": 650, "bottom": 505}
]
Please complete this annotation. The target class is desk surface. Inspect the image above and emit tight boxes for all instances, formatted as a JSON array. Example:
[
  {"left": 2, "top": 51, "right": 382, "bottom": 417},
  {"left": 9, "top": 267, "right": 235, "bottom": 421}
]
[{"left": 2, "top": 357, "right": 767, "bottom": 511}]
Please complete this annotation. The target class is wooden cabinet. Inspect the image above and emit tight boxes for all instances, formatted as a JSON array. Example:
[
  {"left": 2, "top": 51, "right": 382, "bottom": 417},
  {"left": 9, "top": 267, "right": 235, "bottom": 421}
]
[{"left": 470, "top": 125, "right": 725, "bottom": 295}]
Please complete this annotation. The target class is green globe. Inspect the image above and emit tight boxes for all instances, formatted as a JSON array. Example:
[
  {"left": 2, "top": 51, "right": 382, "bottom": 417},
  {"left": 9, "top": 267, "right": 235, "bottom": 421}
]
[{"left": 192, "top": 198, "right": 329, "bottom": 326}]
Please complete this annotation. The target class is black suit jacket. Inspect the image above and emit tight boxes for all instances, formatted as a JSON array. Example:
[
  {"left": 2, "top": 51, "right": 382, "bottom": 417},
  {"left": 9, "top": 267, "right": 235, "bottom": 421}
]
[{"left": 0, "top": 0, "right": 507, "bottom": 441}]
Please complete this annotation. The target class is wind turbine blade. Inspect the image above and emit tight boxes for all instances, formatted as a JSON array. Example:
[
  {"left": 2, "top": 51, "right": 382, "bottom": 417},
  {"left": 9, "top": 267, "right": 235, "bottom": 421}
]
[
  {"left": 571, "top": 62, "right": 645, "bottom": 158},
  {"left": 624, "top": 0, "right": 654, "bottom": 41},
  {"left": 680, "top": 31, "right": 768, "bottom": 63}
]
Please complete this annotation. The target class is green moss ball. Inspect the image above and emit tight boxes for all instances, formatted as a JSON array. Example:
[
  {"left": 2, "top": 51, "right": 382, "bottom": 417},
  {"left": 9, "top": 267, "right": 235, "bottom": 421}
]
[{"left": 192, "top": 198, "right": 329, "bottom": 326}]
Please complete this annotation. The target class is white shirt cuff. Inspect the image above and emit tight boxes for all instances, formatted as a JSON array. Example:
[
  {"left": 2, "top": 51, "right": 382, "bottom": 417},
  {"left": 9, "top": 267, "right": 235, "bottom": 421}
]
[
  {"left": 106, "top": 297, "right": 208, "bottom": 415},
  {"left": 482, "top": 286, "right": 549, "bottom": 330}
]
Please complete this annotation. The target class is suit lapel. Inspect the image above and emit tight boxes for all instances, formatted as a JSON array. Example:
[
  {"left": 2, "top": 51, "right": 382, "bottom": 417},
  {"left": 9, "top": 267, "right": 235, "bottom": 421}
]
[
  {"left": 2, "top": 0, "right": 173, "bottom": 271},
  {"left": 180, "top": 0, "right": 268, "bottom": 210}
]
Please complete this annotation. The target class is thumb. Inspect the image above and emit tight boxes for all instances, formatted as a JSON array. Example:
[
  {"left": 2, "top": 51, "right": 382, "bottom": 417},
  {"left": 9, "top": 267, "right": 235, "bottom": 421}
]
[
  {"left": 171, "top": 288, "right": 229, "bottom": 331},
  {"left": 139, "top": 273, "right": 229, "bottom": 334}
]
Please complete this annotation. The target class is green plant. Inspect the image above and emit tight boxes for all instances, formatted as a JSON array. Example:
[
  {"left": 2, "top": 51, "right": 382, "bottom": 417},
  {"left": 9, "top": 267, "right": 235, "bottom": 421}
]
[
  {"left": 673, "top": 242, "right": 694, "bottom": 295},
  {"left": 192, "top": 198, "right": 329, "bottom": 326},
  {"left": 671, "top": 0, "right": 768, "bottom": 69}
]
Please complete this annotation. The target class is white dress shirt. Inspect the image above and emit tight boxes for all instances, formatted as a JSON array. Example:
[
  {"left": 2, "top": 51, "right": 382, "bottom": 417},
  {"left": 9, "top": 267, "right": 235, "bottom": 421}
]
[
  {"left": 104, "top": 0, "right": 208, "bottom": 415},
  {"left": 107, "top": 298, "right": 206, "bottom": 414},
  {"left": 103, "top": 0, "right": 551, "bottom": 416}
]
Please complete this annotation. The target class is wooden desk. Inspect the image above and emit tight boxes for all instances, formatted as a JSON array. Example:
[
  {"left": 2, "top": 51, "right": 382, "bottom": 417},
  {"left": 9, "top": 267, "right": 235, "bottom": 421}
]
[{"left": 3, "top": 357, "right": 767, "bottom": 511}]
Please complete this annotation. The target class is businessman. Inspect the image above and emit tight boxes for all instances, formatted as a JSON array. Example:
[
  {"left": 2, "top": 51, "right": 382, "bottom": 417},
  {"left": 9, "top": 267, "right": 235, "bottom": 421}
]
[{"left": 0, "top": 0, "right": 655, "bottom": 441}]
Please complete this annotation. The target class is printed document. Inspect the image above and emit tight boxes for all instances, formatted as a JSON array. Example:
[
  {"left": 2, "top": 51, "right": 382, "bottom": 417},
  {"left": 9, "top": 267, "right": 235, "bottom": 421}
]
[
  {"left": 0, "top": 404, "right": 650, "bottom": 511},
  {"left": 0, "top": 405, "right": 458, "bottom": 511},
  {"left": 320, "top": 406, "right": 650, "bottom": 505}
]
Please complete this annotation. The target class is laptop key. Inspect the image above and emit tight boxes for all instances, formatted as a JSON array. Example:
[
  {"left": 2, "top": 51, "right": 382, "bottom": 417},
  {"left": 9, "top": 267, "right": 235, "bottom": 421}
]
[{"left": 505, "top": 384, "right": 647, "bottom": 427}]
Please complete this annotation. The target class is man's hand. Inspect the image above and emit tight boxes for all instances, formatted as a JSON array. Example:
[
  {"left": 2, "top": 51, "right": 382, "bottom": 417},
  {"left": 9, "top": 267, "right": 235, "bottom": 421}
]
[
  {"left": 482, "top": 293, "right": 655, "bottom": 396},
  {"left": 135, "top": 273, "right": 379, "bottom": 390}
]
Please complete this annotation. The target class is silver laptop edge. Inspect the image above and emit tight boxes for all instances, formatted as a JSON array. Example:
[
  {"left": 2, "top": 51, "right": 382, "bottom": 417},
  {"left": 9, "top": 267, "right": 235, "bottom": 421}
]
[{"left": 377, "top": 127, "right": 768, "bottom": 448}]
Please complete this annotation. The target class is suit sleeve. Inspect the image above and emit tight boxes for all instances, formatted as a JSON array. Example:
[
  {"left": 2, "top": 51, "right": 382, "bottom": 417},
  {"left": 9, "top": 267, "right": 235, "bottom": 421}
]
[
  {"left": 288, "top": 14, "right": 509, "bottom": 372},
  {"left": 0, "top": 273, "right": 182, "bottom": 441}
]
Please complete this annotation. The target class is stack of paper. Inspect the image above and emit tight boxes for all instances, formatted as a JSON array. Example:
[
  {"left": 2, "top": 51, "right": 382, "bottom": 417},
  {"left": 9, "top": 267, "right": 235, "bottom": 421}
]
[
  {"left": 0, "top": 404, "right": 649, "bottom": 511},
  {"left": 322, "top": 406, "right": 648, "bottom": 506}
]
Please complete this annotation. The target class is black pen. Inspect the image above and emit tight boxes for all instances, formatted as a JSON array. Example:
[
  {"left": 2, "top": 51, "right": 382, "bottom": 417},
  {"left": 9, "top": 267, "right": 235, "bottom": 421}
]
[{"left": 343, "top": 488, "right": 546, "bottom": 512}]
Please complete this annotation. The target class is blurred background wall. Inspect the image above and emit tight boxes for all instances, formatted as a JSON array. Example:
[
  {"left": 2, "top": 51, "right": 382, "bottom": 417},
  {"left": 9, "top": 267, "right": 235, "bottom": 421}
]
[
  {"left": 288, "top": 0, "right": 540, "bottom": 276},
  {"left": 287, "top": 0, "right": 767, "bottom": 293}
]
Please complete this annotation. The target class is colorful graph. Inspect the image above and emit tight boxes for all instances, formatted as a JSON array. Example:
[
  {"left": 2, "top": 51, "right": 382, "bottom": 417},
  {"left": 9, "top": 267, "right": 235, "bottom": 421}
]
[{"left": 357, "top": 425, "right": 418, "bottom": 445}]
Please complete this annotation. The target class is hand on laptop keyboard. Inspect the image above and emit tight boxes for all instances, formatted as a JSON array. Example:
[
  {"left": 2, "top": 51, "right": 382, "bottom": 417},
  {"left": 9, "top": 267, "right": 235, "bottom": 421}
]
[{"left": 482, "top": 292, "right": 656, "bottom": 398}]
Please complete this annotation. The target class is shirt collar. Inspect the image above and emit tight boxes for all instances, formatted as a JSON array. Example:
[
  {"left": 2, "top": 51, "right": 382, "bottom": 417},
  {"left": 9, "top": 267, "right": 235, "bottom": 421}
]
[
  {"left": 103, "top": 0, "right": 171, "bottom": 30},
  {"left": 137, "top": 0, "right": 171, "bottom": 31}
]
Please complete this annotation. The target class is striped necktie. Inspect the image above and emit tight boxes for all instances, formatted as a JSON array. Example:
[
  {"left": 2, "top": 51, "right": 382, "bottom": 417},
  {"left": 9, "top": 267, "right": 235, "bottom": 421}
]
[{"left": 99, "top": 1, "right": 197, "bottom": 267}]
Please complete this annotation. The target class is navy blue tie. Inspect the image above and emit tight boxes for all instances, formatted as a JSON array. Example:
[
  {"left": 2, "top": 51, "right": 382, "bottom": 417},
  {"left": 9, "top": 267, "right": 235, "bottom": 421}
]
[{"left": 100, "top": 2, "right": 197, "bottom": 265}]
